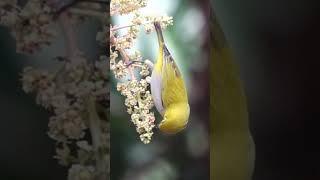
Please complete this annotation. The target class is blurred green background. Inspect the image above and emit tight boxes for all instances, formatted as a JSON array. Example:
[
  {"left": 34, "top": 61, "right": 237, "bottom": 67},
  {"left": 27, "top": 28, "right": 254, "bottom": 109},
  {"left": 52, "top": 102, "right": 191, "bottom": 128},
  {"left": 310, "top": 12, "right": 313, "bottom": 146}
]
[{"left": 110, "top": 0, "right": 210, "bottom": 180}]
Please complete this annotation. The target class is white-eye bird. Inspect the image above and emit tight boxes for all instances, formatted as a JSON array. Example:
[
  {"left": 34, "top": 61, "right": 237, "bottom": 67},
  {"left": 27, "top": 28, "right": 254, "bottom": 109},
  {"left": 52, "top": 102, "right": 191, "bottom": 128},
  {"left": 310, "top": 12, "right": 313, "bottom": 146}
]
[
  {"left": 210, "top": 9, "right": 255, "bottom": 180},
  {"left": 150, "top": 22, "right": 190, "bottom": 134}
]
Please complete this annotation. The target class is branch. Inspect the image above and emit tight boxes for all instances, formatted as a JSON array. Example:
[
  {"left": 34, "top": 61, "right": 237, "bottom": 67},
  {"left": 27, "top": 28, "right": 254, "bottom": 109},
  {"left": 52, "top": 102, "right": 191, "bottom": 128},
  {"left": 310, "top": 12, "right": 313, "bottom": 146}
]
[
  {"left": 69, "top": 7, "right": 105, "bottom": 19},
  {"left": 58, "top": 12, "right": 81, "bottom": 60},
  {"left": 88, "top": 96, "right": 107, "bottom": 180},
  {"left": 110, "top": 21, "right": 154, "bottom": 31},
  {"left": 110, "top": 35, "right": 136, "bottom": 80}
]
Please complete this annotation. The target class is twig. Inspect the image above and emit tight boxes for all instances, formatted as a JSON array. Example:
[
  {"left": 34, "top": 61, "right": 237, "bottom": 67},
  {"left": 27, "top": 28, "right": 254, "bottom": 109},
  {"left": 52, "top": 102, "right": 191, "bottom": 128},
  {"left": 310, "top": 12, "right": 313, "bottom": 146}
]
[
  {"left": 110, "top": 36, "right": 136, "bottom": 80},
  {"left": 88, "top": 96, "right": 107, "bottom": 180},
  {"left": 111, "top": 21, "right": 154, "bottom": 31},
  {"left": 69, "top": 7, "right": 105, "bottom": 19},
  {"left": 111, "top": 24, "right": 137, "bottom": 31},
  {"left": 53, "top": 0, "right": 108, "bottom": 16},
  {"left": 58, "top": 12, "right": 80, "bottom": 60}
]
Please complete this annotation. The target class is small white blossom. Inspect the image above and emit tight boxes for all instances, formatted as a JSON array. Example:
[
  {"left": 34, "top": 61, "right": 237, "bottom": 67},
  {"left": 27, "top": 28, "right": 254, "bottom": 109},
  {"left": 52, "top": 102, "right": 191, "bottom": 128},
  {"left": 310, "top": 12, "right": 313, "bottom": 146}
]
[
  {"left": 68, "top": 164, "right": 95, "bottom": 180},
  {"left": 116, "top": 78, "right": 155, "bottom": 144},
  {"left": 77, "top": 141, "right": 93, "bottom": 152},
  {"left": 111, "top": 0, "right": 147, "bottom": 15},
  {"left": 22, "top": 54, "right": 109, "bottom": 177},
  {"left": 54, "top": 143, "right": 72, "bottom": 166}
]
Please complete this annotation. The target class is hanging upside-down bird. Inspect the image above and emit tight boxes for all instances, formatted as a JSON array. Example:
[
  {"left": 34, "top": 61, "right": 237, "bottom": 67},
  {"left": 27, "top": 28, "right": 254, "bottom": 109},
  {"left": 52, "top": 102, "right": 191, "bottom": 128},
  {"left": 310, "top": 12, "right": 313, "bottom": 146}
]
[{"left": 150, "top": 22, "right": 190, "bottom": 134}]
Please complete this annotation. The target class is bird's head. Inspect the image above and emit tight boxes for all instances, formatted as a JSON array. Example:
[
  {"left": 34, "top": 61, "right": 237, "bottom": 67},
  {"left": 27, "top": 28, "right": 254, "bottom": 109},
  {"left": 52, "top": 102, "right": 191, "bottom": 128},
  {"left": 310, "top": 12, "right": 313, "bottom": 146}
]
[{"left": 159, "top": 103, "right": 190, "bottom": 134}]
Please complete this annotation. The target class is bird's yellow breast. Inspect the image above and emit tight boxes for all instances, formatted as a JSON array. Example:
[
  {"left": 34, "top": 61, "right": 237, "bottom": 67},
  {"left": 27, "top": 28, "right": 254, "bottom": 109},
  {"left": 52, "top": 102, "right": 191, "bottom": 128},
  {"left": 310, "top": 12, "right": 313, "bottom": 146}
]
[{"left": 159, "top": 102, "right": 190, "bottom": 134}]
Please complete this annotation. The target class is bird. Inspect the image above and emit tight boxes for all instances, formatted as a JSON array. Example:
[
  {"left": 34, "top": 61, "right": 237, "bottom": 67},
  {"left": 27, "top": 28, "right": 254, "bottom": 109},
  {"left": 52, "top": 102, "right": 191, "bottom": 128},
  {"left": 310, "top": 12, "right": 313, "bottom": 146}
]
[
  {"left": 210, "top": 9, "right": 255, "bottom": 180},
  {"left": 150, "top": 22, "right": 190, "bottom": 134}
]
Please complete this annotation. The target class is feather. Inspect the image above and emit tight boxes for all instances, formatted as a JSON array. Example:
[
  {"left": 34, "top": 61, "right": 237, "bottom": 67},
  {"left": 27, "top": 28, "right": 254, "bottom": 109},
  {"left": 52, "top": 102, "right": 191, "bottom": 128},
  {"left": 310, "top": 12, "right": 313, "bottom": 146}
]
[
  {"left": 161, "top": 44, "right": 188, "bottom": 108},
  {"left": 150, "top": 69, "right": 164, "bottom": 116}
]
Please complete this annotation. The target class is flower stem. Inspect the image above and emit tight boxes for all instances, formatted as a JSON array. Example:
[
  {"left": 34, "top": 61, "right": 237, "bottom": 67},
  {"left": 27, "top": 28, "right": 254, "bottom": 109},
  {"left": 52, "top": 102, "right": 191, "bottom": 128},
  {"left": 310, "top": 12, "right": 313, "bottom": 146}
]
[
  {"left": 88, "top": 96, "right": 107, "bottom": 180},
  {"left": 111, "top": 24, "right": 137, "bottom": 31},
  {"left": 110, "top": 21, "right": 153, "bottom": 31},
  {"left": 69, "top": 8, "right": 105, "bottom": 19},
  {"left": 58, "top": 9, "right": 107, "bottom": 179},
  {"left": 110, "top": 36, "right": 136, "bottom": 80},
  {"left": 58, "top": 12, "right": 81, "bottom": 60}
]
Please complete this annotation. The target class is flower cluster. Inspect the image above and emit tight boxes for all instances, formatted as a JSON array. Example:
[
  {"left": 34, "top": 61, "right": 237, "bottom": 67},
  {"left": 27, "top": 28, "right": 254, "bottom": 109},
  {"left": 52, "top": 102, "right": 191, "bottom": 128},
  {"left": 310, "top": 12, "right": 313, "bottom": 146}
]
[
  {"left": 68, "top": 164, "right": 95, "bottom": 180},
  {"left": 1, "top": 0, "right": 109, "bottom": 179},
  {"left": 0, "top": 0, "right": 19, "bottom": 27},
  {"left": 111, "top": 13, "right": 173, "bottom": 50},
  {"left": 0, "top": 0, "right": 56, "bottom": 54},
  {"left": 22, "top": 54, "right": 109, "bottom": 179},
  {"left": 117, "top": 79, "right": 155, "bottom": 144},
  {"left": 110, "top": 45, "right": 155, "bottom": 144},
  {"left": 110, "top": 0, "right": 173, "bottom": 143},
  {"left": 111, "top": 0, "right": 147, "bottom": 15},
  {"left": 0, "top": 0, "right": 104, "bottom": 54},
  {"left": 141, "top": 14, "right": 173, "bottom": 33}
]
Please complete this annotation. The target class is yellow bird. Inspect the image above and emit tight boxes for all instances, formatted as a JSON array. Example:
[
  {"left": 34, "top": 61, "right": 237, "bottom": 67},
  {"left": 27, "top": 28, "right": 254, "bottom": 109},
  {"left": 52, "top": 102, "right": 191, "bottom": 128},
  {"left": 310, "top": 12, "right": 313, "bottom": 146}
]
[
  {"left": 150, "top": 22, "right": 190, "bottom": 134},
  {"left": 210, "top": 9, "right": 255, "bottom": 180}
]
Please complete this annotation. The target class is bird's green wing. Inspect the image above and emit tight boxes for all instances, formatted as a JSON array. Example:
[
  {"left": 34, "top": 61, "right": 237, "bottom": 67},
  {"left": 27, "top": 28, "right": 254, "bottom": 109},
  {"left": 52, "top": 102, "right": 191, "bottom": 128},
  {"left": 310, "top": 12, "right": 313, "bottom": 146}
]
[
  {"left": 210, "top": 9, "right": 255, "bottom": 180},
  {"left": 161, "top": 45, "right": 188, "bottom": 109}
]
